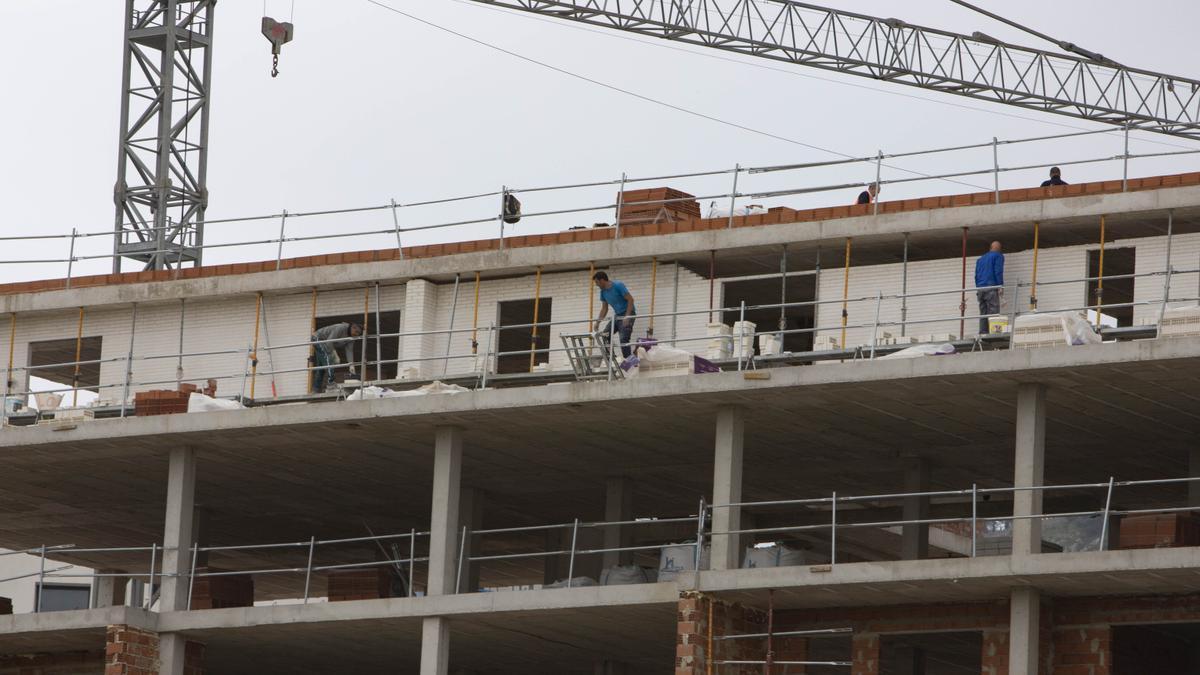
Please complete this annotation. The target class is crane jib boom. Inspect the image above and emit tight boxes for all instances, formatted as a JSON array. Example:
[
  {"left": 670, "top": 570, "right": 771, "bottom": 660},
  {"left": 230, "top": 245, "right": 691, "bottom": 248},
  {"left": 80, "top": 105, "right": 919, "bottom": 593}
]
[{"left": 467, "top": 0, "right": 1200, "bottom": 140}]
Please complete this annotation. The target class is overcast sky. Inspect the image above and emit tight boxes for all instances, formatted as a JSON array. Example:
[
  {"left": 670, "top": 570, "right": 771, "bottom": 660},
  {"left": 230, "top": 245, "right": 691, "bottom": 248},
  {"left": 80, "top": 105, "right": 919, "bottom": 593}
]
[{"left": 2, "top": 0, "right": 1199, "bottom": 282}]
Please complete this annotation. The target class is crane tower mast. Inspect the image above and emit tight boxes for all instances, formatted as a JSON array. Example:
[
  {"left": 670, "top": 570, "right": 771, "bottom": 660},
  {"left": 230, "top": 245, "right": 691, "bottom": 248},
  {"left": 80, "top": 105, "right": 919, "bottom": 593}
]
[{"left": 113, "top": 0, "right": 214, "bottom": 272}]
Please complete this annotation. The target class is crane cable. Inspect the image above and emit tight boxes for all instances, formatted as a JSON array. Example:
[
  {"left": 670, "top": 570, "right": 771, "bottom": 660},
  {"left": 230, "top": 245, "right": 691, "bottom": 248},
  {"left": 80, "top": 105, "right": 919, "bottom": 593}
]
[
  {"left": 364, "top": 0, "right": 988, "bottom": 191},
  {"left": 947, "top": 0, "right": 1118, "bottom": 65}
]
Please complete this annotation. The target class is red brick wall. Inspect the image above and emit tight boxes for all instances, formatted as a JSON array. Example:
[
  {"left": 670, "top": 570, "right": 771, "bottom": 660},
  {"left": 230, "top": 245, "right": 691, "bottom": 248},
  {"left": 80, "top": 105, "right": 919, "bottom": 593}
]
[
  {"left": 104, "top": 625, "right": 158, "bottom": 675},
  {"left": 184, "top": 641, "right": 205, "bottom": 675},
  {"left": 675, "top": 592, "right": 769, "bottom": 675},
  {"left": 1050, "top": 626, "right": 1111, "bottom": 675},
  {"left": 0, "top": 652, "right": 103, "bottom": 675},
  {"left": 981, "top": 629, "right": 1009, "bottom": 675}
]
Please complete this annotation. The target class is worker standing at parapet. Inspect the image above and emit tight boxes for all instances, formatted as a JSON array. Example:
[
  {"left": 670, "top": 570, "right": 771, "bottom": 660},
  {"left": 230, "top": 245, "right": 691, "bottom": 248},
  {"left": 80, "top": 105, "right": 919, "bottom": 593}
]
[
  {"left": 593, "top": 271, "right": 637, "bottom": 359},
  {"left": 856, "top": 183, "right": 879, "bottom": 205},
  {"left": 974, "top": 242, "right": 1005, "bottom": 335},
  {"left": 311, "top": 322, "right": 362, "bottom": 392},
  {"left": 1041, "top": 167, "right": 1068, "bottom": 187}
]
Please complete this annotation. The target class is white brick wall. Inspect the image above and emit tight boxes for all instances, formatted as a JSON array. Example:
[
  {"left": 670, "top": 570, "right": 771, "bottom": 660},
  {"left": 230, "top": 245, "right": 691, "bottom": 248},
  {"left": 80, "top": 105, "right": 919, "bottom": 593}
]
[{"left": 1, "top": 234, "right": 1187, "bottom": 405}]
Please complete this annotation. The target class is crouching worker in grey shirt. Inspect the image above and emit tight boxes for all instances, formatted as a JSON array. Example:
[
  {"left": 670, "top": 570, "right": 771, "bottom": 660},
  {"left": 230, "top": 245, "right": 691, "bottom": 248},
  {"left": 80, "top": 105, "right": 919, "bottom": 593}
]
[{"left": 311, "top": 322, "right": 362, "bottom": 392}]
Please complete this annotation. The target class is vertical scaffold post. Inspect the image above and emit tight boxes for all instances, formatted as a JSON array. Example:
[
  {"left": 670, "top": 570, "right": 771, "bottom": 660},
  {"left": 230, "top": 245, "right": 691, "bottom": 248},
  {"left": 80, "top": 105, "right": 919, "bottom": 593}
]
[
  {"left": 498, "top": 186, "right": 508, "bottom": 249},
  {"left": 959, "top": 228, "right": 968, "bottom": 339},
  {"left": 614, "top": 172, "right": 627, "bottom": 239},
  {"left": 390, "top": 199, "right": 404, "bottom": 258},
  {"left": 303, "top": 536, "right": 315, "bottom": 603},
  {"left": 121, "top": 304, "right": 138, "bottom": 418},
  {"left": 992, "top": 136, "right": 1000, "bottom": 204},
  {"left": 274, "top": 210, "right": 288, "bottom": 271},
  {"left": 1095, "top": 215, "right": 1107, "bottom": 328},
  {"left": 727, "top": 164, "right": 740, "bottom": 229},
  {"left": 1122, "top": 122, "right": 1131, "bottom": 191},
  {"left": 72, "top": 307, "right": 85, "bottom": 407},
  {"left": 1100, "top": 477, "right": 1115, "bottom": 550},
  {"left": 901, "top": 233, "right": 910, "bottom": 337},
  {"left": 1030, "top": 222, "right": 1040, "bottom": 310},
  {"left": 66, "top": 228, "right": 77, "bottom": 288},
  {"left": 873, "top": 150, "right": 883, "bottom": 216},
  {"left": 566, "top": 518, "right": 580, "bottom": 587}
]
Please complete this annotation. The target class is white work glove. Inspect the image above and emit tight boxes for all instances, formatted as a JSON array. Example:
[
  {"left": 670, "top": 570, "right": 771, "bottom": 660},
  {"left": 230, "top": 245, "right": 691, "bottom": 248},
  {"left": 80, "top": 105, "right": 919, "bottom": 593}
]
[{"left": 347, "top": 368, "right": 358, "bottom": 378}]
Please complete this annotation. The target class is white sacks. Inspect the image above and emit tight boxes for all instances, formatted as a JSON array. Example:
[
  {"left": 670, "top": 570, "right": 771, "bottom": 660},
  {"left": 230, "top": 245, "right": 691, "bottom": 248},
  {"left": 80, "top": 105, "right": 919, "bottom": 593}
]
[
  {"left": 741, "top": 544, "right": 806, "bottom": 569},
  {"left": 658, "top": 544, "right": 710, "bottom": 582},
  {"left": 599, "top": 565, "right": 656, "bottom": 585},
  {"left": 628, "top": 344, "right": 694, "bottom": 379},
  {"left": 758, "top": 333, "right": 783, "bottom": 356},
  {"left": 1013, "top": 312, "right": 1102, "bottom": 349}
]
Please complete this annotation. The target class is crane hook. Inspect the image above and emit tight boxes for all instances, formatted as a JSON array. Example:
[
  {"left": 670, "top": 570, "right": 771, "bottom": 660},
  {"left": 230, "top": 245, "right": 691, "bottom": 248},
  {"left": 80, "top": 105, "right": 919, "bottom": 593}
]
[{"left": 261, "top": 17, "right": 294, "bottom": 78}]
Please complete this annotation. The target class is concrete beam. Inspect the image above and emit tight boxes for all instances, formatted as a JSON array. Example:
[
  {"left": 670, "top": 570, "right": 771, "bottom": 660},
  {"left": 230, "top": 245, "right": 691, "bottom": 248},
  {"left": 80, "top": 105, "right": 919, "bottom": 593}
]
[
  {"left": 602, "top": 477, "right": 634, "bottom": 570},
  {"left": 711, "top": 407, "right": 745, "bottom": 571},
  {"left": 1007, "top": 587, "right": 1040, "bottom": 675},
  {"left": 427, "top": 426, "right": 463, "bottom": 597},
  {"left": 1012, "top": 384, "right": 1046, "bottom": 557},
  {"left": 900, "top": 458, "right": 930, "bottom": 561}
]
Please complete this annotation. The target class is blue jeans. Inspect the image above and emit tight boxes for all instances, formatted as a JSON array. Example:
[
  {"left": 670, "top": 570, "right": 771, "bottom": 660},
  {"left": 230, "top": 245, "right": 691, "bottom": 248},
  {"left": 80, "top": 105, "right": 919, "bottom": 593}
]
[
  {"left": 603, "top": 315, "right": 637, "bottom": 358},
  {"left": 311, "top": 341, "right": 335, "bottom": 392}
]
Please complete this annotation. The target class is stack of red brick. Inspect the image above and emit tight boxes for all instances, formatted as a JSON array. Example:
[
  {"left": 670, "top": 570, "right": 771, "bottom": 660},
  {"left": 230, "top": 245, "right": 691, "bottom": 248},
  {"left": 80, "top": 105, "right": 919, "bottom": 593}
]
[
  {"left": 189, "top": 568, "right": 254, "bottom": 609},
  {"left": 326, "top": 567, "right": 394, "bottom": 602},
  {"left": 1115, "top": 513, "right": 1200, "bottom": 549},
  {"left": 618, "top": 187, "right": 701, "bottom": 226},
  {"left": 133, "top": 380, "right": 216, "bottom": 417},
  {"left": 105, "top": 625, "right": 158, "bottom": 675}
]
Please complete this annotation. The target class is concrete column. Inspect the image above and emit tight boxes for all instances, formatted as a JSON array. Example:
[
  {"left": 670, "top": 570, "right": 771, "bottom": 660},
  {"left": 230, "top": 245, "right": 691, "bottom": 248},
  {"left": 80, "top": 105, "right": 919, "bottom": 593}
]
[
  {"left": 421, "top": 426, "right": 463, "bottom": 675},
  {"left": 421, "top": 616, "right": 451, "bottom": 675},
  {"left": 457, "top": 488, "right": 484, "bottom": 593},
  {"left": 1189, "top": 448, "right": 1200, "bottom": 506},
  {"left": 711, "top": 407, "right": 745, "bottom": 571},
  {"left": 900, "top": 457, "right": 930, "bottom": 561},
  {"left": 602, "top": 477, "right": 634, "bottom": 569},
  {"left": 428, "top": 426, "right": 463, "bottom": 596},
  {"left": 1012, "top": 383, "right": 1046, "bottom": 557},
  {"left": 159, "top": 446, "right": 196, "bottom": 675},
  {"left": 1008, "top": 587, "right": 1040, "bottom": 675}
]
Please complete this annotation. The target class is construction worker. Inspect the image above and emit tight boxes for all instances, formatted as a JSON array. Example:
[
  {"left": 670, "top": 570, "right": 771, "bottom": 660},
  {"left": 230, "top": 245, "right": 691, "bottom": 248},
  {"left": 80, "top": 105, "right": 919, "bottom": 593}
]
[
  {"left": 856, "top": 183, "right": 879, "bottom": 205},
  {"left": 974, "top": 241, "right": 1005, "bottom": 335},
  {"left": 1041, "top": 166, "right": 1068, "bottom": 187},
  {"left": 592, "top": 271, "right": 637, "bottom": 358},
  {"left": 311, "top": 322, "right": 362, "bottom": 392}
]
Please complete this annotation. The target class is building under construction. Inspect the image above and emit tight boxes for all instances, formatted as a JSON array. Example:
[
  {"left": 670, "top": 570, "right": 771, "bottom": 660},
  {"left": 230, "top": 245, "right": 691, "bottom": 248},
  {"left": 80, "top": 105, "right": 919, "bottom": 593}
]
[
  {"left": 3, "top": 160, "right": 1200, "bottom": 673},
  {"left": 5, "top": 1, "right": 1200, "bottom": 674}
]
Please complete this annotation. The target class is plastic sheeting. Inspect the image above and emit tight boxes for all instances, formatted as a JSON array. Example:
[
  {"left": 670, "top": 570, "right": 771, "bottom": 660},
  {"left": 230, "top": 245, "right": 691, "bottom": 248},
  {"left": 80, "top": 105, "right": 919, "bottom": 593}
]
[
  {"left": 1013, "top": 312, "right": 1102, "bottom": 348},
  {"left": 878, "top": 343, "right": 957, "bottom": 360},
  {"left": 346, "top": 381, "right": 470, "bottom": 400},
  {"left": 741, "top": 544, "right": 806, "bottom": 569},
  {"left": 543, "top": 576, "right": 597, "bottom": 589},
  {"left": 187, "top": 393, "right": 246, "bottom": 412}
]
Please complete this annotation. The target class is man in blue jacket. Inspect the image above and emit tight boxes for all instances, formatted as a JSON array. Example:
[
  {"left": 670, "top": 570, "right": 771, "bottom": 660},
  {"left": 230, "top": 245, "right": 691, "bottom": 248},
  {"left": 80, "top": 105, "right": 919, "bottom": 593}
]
[
  {"left": 975, "top": 241, "right": 1005, "bottom": 334},
  {"left": 593, "top": 271, "right": 637, "bottom": 358}
]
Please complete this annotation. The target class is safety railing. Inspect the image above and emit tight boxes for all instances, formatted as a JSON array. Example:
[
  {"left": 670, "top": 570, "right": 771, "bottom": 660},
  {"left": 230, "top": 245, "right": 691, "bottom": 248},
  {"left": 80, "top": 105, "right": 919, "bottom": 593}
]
[
  {"left": 706, "top": 475, "right": 1200, "bottom": 564},
  {"left": 3, "top": 474, "right": 1197, "bottom": 615},
  {"left": 3, "top": 125, "right": 1197, "bottom": 285},
  {"left": 3, "top": 260, "right": 1199, "bottom": 423},
  {"left": 455, "top": 501, "right": 707, "bottom": 592}
]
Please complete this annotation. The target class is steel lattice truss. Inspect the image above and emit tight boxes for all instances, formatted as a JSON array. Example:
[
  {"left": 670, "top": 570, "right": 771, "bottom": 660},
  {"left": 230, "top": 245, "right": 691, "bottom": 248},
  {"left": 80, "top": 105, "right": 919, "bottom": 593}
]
[
  {"left": 113, "top": 0, "right": 214, "bottom": 272},
  {"left": 471, "top": 0, "right": 1200, "bottom": 139}
]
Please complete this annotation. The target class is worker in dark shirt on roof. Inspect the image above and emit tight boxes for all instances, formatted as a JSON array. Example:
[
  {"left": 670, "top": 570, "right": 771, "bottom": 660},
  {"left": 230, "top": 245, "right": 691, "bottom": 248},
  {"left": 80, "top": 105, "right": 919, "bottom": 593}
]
[
  {"left": 1041, "top": 166, "right": 1068, "bottom": 187},
  {"left": 974, "top": 242, "right": 1005, "bottom": 335},
  {"left": 856, "top": 183, "right": 879, "bottom": 205},
  {"left": 593, "top": 271, "right": 637, "bottom": 359},
  {"left": 311, "top": 322, "right": 362, "bottom": 392}
]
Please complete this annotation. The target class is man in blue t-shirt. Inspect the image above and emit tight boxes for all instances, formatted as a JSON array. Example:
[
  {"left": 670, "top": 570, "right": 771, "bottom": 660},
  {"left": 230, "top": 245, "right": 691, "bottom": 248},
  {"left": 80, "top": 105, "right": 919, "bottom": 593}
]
[
  {"left": 593, "top": 271, "right": 637, "bottom": 358},
  {"left": 974, "top": 241, "right": 1005, "bottom": 335}
]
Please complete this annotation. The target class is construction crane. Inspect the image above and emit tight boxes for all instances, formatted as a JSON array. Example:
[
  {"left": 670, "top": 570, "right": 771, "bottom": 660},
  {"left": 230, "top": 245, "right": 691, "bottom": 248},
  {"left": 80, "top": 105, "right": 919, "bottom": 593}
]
[
  {"left": 463, "top": 0, "right": 1200, "bottom": 139},
  {"left": 111, "top": 0, "right": 1200, "bottom": 272}
]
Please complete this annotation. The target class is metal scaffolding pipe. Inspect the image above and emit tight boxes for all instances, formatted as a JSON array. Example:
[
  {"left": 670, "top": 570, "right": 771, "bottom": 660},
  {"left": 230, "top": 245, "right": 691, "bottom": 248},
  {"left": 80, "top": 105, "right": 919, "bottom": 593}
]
[
  {"left": 840, "top": 239, "right": 852, "bottom": 350},
  {"left": 1095, "top": 215, "right": 1107, "bottom": 327},
  {"left": 1031, "top": 221, "right": 1041, "bottom": 309},
  {"left": 959, "top": 227, "right": 968, "bottom": 338},
  {"left": 71, "top": 307, "right": 84, "bottom": 407},
  {"left": 530, "top": 267, "right": 543, "bottom": 372}
]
